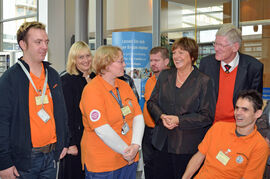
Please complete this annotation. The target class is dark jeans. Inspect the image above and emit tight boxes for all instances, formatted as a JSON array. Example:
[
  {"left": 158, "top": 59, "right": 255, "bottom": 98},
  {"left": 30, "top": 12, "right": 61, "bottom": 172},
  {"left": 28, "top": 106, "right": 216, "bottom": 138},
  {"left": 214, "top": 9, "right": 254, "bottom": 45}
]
[
  {"left": 18, "top": 150, "right": 57, "bottom": 179},
  {"left": 153, "top": 149, "right": 193, "bottom": 179},
  {"left": 142, "top": 126, "right": 155, "bottom": 179},
  {"left": 85, "top": 162, "right": 138, "bottom": 179}
]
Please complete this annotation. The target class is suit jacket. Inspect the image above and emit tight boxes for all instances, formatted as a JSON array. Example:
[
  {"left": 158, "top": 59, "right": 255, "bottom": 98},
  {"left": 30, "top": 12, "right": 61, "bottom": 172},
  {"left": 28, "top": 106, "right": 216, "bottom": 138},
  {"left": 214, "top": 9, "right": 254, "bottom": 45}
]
[
  {"left": 199, "top": 53, "right": 263, "bottom": 106},
  {"left": 147, "top": 66, "right": 215, "bottom": 154}
]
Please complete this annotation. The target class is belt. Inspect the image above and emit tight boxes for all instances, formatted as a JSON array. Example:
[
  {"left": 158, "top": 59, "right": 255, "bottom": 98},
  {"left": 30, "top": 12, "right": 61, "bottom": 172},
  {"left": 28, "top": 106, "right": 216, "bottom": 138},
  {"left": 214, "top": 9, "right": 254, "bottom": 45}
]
[{"left": 32, "top": 143, "right": 56, "bottom": 154}]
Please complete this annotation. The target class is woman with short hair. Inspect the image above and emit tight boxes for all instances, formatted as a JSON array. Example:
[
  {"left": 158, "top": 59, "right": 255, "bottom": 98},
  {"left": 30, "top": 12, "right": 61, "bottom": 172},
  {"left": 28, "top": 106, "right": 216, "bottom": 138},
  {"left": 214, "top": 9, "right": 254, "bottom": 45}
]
[
  {"left": 80, "top": 45, "right": 144, "bottom": 179},
  {"left": 147, "top": 37, "right": 215, "bottom": 179}
]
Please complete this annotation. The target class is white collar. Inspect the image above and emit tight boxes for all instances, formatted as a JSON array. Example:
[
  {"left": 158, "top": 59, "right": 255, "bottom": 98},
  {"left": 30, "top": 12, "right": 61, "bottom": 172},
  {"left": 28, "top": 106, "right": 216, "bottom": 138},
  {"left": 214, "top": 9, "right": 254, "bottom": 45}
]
[{"left": 221, "top": 52, "right": 239, "bottom": 73}]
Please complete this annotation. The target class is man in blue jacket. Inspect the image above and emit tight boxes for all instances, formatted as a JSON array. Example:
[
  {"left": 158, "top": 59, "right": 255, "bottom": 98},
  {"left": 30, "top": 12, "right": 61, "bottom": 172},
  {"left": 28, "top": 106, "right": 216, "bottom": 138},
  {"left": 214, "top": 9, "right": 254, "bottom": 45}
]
[{"left": 0, "top": 21, "right": 69, "bottom": 179}]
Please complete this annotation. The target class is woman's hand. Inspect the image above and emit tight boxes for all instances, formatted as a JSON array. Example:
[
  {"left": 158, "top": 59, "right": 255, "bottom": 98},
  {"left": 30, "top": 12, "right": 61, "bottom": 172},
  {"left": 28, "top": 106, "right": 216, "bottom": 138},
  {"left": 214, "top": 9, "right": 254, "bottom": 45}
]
[
  {"left": 123, "top": 144, "right": 140, "bottom": 164},
  {"left": 67, "top": 145, "right": 78, "bottom": 156},
  {"left": 161, "top": 114, "right": 179, "bottom": 130}
]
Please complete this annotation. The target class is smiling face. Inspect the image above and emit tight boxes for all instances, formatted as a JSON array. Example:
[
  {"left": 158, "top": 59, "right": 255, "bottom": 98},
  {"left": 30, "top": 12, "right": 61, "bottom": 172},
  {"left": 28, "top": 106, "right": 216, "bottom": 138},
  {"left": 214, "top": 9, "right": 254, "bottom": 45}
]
[
  {"left": 107, "top": 51, "right": 126, "bottom": 78},
  {"left": 214, "top": 35, "right": 239, "bottom": 64},
  {"left": 20, "top": 28, "right": 49, "bottom": 63},
  {"left": 75, "top": 48, "right": 92, "bottom": 73},
  {"left": 234, "top": 98, "right": 262, "bottom": 130},
  {"left": 172, "top": 48, "right": 192, "bottom": 70}
]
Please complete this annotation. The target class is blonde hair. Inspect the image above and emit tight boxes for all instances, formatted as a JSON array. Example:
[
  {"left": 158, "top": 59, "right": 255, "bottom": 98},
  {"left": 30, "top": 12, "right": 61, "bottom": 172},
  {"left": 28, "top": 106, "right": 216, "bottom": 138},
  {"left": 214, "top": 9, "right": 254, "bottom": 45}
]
[
  {"left": 17, "top": 21, "right": 46, "bottom": 49},
  {"left": 66, "top": 41, "right": 92, "bottom": 75},
  {"left": 92, "top": 45, "right": 123, "bottom": 75},
  {"left": 216, "top": 24, "right": 242, "bottom": 46}
]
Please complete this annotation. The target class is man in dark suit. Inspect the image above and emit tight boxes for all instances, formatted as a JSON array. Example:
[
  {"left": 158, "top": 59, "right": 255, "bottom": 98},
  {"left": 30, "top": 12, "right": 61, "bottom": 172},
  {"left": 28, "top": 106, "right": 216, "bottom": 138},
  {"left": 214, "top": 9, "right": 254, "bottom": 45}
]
[{"left": 199, "top": 24, "right": 263, "bottom": 123}]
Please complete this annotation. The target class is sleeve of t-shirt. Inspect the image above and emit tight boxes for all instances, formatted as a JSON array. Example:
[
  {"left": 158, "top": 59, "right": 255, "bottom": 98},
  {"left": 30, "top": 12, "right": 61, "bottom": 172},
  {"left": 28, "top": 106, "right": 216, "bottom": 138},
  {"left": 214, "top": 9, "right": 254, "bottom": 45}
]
[
  {"left": 242, "top": 140, "right": 269, "bottom": 179},
  {"left": 80, "top": 84, "right": 109, "bottom": 130},
  {"left": 198, "top": 123, "right": 216, "bottom": 155}
]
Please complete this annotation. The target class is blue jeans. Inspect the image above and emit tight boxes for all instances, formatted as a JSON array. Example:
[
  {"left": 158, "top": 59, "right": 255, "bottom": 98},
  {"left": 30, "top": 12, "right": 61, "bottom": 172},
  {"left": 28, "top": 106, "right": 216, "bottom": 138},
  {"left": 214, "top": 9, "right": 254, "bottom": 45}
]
[
  {"left": 85, "top": 162, "right": 138, "bottom": 179},
  {"left": 18, "top": 150, "right": 57, "bottom": 179}
]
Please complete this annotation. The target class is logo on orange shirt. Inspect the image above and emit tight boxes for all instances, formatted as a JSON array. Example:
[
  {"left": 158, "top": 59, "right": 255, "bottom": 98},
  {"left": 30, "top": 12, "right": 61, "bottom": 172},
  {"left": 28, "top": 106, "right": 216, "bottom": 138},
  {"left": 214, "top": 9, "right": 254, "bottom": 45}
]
[{"left": 90, "top": 109, "right": 101, "bottom": 122}]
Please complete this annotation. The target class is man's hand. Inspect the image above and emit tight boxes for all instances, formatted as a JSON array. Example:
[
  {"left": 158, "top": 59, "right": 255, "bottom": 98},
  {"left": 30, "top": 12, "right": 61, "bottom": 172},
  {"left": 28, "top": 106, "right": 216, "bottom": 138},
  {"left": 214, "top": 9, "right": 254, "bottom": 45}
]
[
  {"left": 0, "top": 166, "right": 19, "bottom": 179},
  {"left": 67, "top": 145, "right": 78, "bottom": 156},
  {"left": 59, "top": 147, "right": 68, "bottom": 159},
  {"left": 123, "top": 144, "right": 140, "bottom": 164}
]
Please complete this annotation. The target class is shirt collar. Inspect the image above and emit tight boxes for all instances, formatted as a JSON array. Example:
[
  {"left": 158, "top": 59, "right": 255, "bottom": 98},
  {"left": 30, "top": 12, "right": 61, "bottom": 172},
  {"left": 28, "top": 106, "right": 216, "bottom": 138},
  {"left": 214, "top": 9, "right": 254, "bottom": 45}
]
[
  {"left": 229, "top": 123, "right": 258, "bottom": 141},
  {"left": 221, "top": 52, "right": 239, "bottom": 73},
  {"left": 97, "top": 75, "right": 119, "bottom": 92}
]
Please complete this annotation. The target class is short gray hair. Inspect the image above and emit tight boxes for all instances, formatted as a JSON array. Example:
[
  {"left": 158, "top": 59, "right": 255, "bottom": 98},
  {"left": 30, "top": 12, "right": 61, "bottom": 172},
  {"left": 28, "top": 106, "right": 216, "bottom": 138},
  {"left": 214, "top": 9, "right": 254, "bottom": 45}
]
[{"left": 216, "top": 24, "right": 242, "bottom": 46}]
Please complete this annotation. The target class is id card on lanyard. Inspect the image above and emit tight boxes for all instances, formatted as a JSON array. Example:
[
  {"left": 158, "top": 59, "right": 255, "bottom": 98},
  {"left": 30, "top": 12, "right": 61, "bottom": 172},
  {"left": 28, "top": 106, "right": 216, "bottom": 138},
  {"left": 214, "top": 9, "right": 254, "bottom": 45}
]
[
  {"left": 110, "top": 87, "right": 131, "bottom": 135},
  {"left": 18, "top": 61, "right": 51, "bottom": 123}
]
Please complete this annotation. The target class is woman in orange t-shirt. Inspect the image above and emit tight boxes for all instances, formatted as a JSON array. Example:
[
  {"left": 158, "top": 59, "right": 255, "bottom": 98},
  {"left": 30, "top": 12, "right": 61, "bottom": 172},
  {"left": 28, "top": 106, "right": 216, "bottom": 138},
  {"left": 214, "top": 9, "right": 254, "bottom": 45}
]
[{"left": 80, "top": 45, "right": 144, "bottom": 179}]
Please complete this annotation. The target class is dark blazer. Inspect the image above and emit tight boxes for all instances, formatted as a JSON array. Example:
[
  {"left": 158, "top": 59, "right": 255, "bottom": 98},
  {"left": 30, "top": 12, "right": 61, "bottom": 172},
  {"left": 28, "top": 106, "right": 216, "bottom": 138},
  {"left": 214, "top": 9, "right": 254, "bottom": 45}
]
[
  {"left": 147, "top": 66, "right": 215, "bottom": 154},
  {"left": 199, "top": 53, "right": 263, "bottom": 106},
  {"left": 60, "top": 71, "right": 95, "bottom": 147}
]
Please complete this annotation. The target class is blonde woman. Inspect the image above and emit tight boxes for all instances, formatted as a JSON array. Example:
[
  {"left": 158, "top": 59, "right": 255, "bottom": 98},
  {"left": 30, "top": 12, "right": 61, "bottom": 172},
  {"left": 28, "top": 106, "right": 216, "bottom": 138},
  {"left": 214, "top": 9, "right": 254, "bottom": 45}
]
[
  {"left": 80, "top": 45, "right": 144, "bottom": 179},
  {"left": 59, "top": 41, "right": 95, "bottom": 179}
]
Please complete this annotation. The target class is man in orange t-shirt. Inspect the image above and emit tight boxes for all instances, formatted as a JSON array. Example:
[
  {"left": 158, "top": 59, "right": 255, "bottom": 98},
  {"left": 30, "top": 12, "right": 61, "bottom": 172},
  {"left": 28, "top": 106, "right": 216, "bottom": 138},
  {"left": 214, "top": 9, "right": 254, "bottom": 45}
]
[
  {"left": 0, "top": 22, "right": 68, "bottom": 179},
  {"left": 182, "top": 90, "right": 269, "bottom": 179},
  {"left": 142, "top": 46, "right": 169, "bottom": 179}
]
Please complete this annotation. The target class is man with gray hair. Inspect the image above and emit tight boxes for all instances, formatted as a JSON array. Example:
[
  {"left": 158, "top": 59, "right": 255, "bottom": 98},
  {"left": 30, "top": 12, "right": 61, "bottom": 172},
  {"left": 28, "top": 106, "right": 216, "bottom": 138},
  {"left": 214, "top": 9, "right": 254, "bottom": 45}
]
[{"left": 199, "top": 24, "right": 263, "bottom": 123}]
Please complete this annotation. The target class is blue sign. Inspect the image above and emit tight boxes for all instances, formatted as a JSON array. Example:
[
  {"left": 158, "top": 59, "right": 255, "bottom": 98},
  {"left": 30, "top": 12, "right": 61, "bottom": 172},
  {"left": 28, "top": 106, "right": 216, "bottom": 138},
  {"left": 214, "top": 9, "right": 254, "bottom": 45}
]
[{"left": 112, "top": 32, "right": 152, "bottom": 109}]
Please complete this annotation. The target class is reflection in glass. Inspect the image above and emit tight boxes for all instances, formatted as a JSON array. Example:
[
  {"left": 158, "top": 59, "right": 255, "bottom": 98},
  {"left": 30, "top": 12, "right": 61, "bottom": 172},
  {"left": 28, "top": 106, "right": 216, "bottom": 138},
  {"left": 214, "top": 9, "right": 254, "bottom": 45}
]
[
  {"left": 3, "top": 0, "right": 37, "bottom": 20},
  {"left": 3, "top": 17, "right": 36, "bottom": 51}
]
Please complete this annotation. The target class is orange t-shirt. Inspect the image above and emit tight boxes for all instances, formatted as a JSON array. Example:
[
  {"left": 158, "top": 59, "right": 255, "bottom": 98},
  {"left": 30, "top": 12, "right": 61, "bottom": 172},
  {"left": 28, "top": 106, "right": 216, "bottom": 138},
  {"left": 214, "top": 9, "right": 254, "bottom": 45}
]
[
  {"left": 29, "top": 64, "right": 57, "bottom": 147},
  {"left": 214, "top": 66, "right": 237, "bottom": 123},
  {"left": 80, "top": 75, "right": 142, "bottom": 172},
  {"left": 195, "top": 122, "right": 269, "bottom": 179},
  {"left": 143, "top": 75, "right": 156, "bottom": 128}
]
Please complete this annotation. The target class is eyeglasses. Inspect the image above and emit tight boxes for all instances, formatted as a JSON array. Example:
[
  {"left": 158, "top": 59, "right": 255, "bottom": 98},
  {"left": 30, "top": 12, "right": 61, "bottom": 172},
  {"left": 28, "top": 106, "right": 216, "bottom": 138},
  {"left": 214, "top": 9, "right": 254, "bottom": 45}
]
[
  {"left": 212, "top": 42, "right": 232, "bottom": 48},
  {"left": 116, "top": 60, "right": 125, "bottom": 64}
]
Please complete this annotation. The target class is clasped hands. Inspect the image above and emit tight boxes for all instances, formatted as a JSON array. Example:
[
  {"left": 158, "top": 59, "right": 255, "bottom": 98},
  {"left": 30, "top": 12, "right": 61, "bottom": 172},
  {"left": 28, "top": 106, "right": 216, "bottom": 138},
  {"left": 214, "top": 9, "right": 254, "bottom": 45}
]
[
  {"left": 122, "top": 144, "right": 140, "bottom": 165},
  {"left": 161, "top": 114, "right": 179, "bottom": 130}
]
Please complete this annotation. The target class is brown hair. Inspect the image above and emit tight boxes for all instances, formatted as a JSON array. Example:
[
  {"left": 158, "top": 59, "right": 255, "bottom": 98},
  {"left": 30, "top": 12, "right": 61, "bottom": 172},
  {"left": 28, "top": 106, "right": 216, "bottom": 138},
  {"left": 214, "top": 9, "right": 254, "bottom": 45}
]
[
  {"left": 17, "top": 21, "right": 46, "bottom": 49},
  {"left": 92, "top": 45, "right": 123, "bottom": 75},
  {"left": 171, "top": 37, "right": 198, "bottom": 64},
  {"left": 150, "top": 46, "right": 169, "bottom": 60}
]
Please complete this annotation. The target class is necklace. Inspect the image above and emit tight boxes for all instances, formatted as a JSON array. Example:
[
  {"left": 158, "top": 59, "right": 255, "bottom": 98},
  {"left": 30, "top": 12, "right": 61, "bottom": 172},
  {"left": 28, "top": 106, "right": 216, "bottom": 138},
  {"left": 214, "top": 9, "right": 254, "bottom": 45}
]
[
  {"left": 176, "top": 66, "right": 194, "bottom": 85},
  {"left": 176, "top": 77, "right": 184, "bottom": 84}
]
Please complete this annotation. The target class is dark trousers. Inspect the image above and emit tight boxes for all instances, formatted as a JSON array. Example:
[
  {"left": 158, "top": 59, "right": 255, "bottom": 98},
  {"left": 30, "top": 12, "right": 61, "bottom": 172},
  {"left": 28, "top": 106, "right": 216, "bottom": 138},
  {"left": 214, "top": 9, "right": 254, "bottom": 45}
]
[
  {"left": 18, "top": 150, "right": 57, "bottom": 179},
  {"left": 142, "top": 126, "right": 155, "bottom": 179},
  {"left": 58, "top": 146, "right": 84, "bottom": 179},
  {"left": 152, "top": 149, "right": 193, "bottom": 179}
]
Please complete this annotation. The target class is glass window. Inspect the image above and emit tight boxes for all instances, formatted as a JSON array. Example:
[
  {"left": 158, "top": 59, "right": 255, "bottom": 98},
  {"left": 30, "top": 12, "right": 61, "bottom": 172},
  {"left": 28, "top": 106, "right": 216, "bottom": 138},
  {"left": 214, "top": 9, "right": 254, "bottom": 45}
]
[
  {"left": 3, "top": 0, "right": 37, "bottom": 20},
  {"left": 89, "top": 0, "right": 96, "bottom": 51},
  {"left": 3, "top": 17, "right": 36, "bottom": 51},
  {"left": 161, "top": 0, "right": 231, "bottom": 66},
  {"left": 239, "top": 0, "right": 270, "bottom": 87}
]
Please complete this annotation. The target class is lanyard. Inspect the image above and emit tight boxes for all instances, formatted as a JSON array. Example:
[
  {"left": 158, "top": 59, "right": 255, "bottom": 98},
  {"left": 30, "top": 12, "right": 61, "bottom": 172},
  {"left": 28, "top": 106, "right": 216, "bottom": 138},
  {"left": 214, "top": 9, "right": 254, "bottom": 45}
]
[
  {"left": 18, "top": 61, "right": 48, "bottom": 108},
  {"left": 109, "top": 87, "right": 125, "bottom": 119}
]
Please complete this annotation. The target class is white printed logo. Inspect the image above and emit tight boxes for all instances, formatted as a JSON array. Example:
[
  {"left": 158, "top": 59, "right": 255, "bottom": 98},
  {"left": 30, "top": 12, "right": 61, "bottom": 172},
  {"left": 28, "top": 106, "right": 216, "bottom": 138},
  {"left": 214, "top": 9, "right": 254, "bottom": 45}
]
[
  {"left": 236, "top": 155, "right": 244, "bottom": 164},
  {"left": 90, "top": 110, "right": 101, "bottom": 122}
]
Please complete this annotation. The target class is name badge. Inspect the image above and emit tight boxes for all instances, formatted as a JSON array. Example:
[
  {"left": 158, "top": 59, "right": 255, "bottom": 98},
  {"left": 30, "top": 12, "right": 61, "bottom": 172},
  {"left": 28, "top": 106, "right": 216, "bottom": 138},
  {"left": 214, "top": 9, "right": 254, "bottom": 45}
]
[
  {"left": 121, "top": 122, "right": 130, "bottom": 135},
  {"left": 37, "top": 108, "right": 51, "bottom": 123},
  {"left": 216, "top": 151, "right": 230, "bottom": 166},
  {"left": 121, "top": 106, "right": 131, "bottom": 116},
  {"left": 35, "top": 95, "right": 49, "bottom": 106}
]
